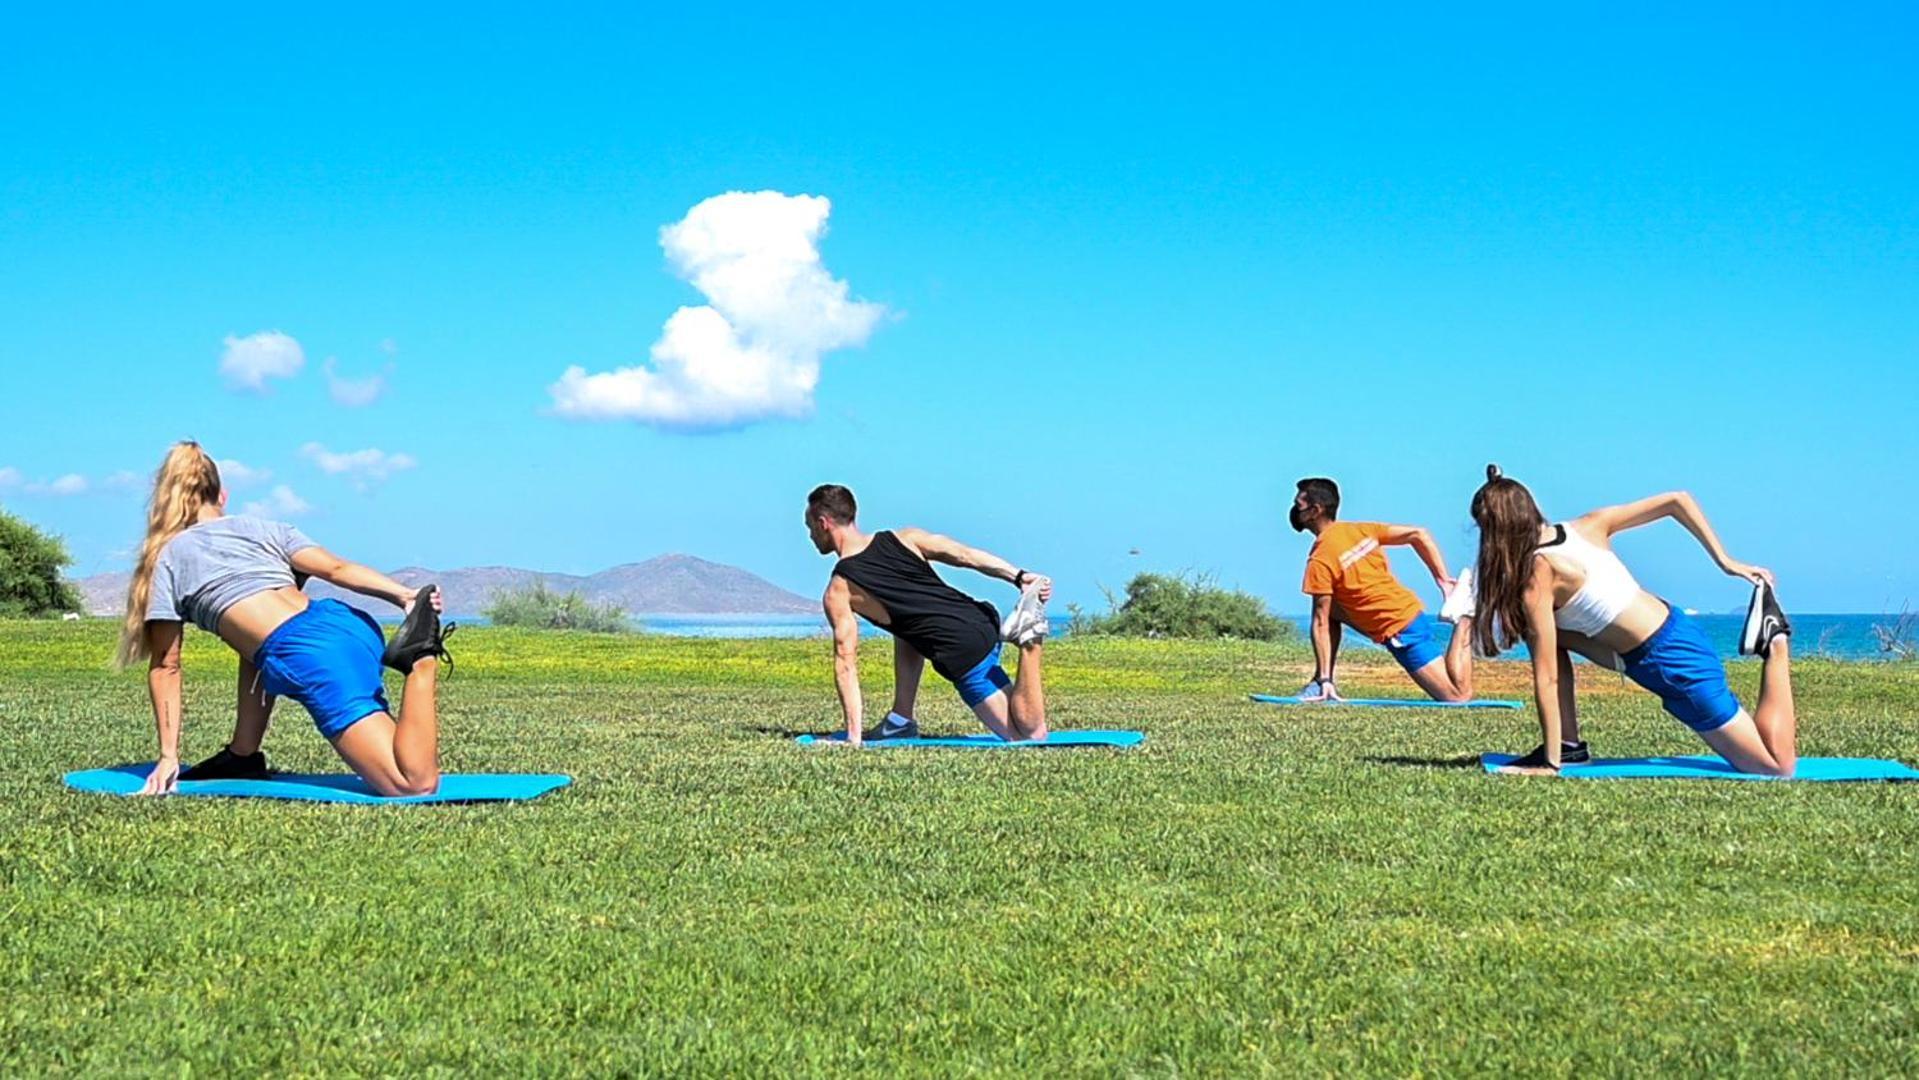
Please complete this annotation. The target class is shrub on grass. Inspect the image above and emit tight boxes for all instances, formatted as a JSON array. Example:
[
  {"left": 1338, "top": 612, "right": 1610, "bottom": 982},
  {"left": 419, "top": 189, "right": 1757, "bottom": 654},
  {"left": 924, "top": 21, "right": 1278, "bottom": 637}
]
[
  {"left": 1070, "top": 572, "right": 1290, "bottom": 641},
  {"left": 485, "top": 583, "right": 630, "bottom": 633},
  {"left": 0, "top": 507, "right": 83, "bottom": 617},
  {"left": 1871, "top": 605, "right": 1916, "bottom": 661}
]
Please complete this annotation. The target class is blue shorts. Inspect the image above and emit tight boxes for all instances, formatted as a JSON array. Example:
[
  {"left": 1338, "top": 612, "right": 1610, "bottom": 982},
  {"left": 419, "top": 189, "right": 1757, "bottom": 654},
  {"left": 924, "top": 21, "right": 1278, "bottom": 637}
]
[
  {"left": 1620, "top": 607, "right": 1742, "bottom": 733},
  {"left": 254, "top": 599, "right": 391, "bottom": 739},
  {"left": 950, "top": 645, "right": 1013, "bottom": 708},
  {"left": 1383, "top": 612, "right": 1446, "bottom": 675}
]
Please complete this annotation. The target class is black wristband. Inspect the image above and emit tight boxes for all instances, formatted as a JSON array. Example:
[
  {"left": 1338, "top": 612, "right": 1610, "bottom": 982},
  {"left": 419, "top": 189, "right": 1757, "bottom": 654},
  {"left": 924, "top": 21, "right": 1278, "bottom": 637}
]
[{"left": 1015, "top": 569, "right": 1031, "bottom": 587}]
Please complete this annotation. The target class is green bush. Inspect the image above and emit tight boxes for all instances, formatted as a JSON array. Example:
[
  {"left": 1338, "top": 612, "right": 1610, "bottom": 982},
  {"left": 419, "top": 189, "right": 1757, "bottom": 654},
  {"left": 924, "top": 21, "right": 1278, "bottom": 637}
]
[
  {"left": 484, "top": 583, "right": 630, "bottom": 633},
  {"left": 1070, "top": 572, "right": 1290, "bottom": 641},
  {"left": 0, "top": 507, "right": 82, "bottom": 617}
]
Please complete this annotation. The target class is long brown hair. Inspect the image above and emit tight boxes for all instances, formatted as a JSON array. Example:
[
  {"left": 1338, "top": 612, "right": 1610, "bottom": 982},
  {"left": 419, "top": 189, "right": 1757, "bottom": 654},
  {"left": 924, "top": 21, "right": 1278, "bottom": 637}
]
[
  {"left": 116, "top": 442, "right": 222, "bottom": 668},
  {"left": 1470, "top": 464, "right": 1547, "bottom": 657}
]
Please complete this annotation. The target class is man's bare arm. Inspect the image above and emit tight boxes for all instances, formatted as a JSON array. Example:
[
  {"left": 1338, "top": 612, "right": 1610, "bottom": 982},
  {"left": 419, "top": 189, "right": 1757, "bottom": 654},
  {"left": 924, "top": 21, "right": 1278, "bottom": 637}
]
[
  {"left": 895, "top": 528, "right": 1051, "bottom": 598},
  {"left": 1376, "top": 524, "right": 1452, "bottom": 589},
  {"left": 823, "top": 577, "right": 865, "bottom": 745}
]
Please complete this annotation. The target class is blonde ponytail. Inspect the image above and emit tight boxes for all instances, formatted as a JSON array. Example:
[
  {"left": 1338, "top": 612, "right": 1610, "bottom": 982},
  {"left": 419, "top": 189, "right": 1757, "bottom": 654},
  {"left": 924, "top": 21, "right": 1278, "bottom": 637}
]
[{"left": 116, "top": 442, "right": 222, "bottom": 668}]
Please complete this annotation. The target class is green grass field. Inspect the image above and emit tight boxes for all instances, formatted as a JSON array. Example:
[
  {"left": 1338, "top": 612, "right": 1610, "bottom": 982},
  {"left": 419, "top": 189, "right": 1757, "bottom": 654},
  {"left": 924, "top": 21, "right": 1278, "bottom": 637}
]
[{"left": 3, "top": 620, "right": 1917, "bottom": 1075}]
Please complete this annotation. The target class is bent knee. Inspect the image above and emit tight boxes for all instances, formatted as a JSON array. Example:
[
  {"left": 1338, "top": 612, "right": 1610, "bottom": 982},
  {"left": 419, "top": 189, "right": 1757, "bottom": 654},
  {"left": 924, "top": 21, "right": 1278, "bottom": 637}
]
[{"left": 370, "top": 773, "right": 440, "bottom": 797}]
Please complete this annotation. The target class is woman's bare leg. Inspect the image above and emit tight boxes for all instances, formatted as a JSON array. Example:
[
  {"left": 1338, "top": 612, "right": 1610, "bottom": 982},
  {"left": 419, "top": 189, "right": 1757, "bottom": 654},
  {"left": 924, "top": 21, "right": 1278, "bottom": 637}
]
[
  {"left": 228, "top": 657, "right": 276, "bottom": 755},
  {"left": 1698, "top": 639, "right": 1796, "bottom": 776},
  {"left": 1751, "top": 637, "right": 1798, "bottom": 772},
  {"left": 329, "top": 658, "right": 441, "bottom": 795},
  {"left": 1556, "top": 648, "right": 1581, "bottom": 744}
]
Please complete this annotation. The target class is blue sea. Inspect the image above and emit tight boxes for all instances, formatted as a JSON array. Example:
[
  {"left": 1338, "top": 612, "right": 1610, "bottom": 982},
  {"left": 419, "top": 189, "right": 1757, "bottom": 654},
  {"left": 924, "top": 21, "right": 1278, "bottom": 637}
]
[{"left": 610, "top": 612, "right": 1908, "bottom": 662}]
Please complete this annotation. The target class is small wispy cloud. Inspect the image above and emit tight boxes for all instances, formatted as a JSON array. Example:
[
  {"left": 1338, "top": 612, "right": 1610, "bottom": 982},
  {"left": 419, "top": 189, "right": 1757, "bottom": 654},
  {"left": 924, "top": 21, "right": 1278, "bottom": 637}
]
[
  {"left": 547, "top": 190, "right": 886, "bottom": 432},
  {"left": 216, "top": 459, "right": 273, "bottom": 487},
  {"left": 323, "top": 357, "right": 392, "bottom": 408},
  {"left": 220, "top": 330, "right": 306, "bottom": 393},
  {"left": 300, "top": 442, "right": 417, "bottom": 490},
  {"left": 241, "top": 484, "right": 312, "bottom": 518},
  {"left": 29, "top": 474, "right": 89, "bottom": 496},
  {"left": 1, "top": 468, "right": 143, "bottom": 498}
]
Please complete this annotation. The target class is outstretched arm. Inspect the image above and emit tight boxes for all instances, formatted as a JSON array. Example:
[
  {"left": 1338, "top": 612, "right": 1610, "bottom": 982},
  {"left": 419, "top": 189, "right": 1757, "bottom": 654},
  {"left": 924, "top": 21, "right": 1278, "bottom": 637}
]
[
  {"left": 290, "top": 546, "right": 419, "bottom": 609},
  {"left": 823, "top": 577, "right": 865, "bottom": 746},
  {"left": 1577, "top": 492, "right": 1773, "bottom": 586},
  {"left": 140, "top": 621, "right": 185, "bottom": 795},
  {"left": 1309, "top": 594, "right": 1338, "bottom": 686},
  {"left": 1377, "top": 524, "right": 1455, "bottom": 591},
  {"left": 895, "top": 528, "right": 1053, "bottom": 599},
  {"left": 1511, "top": 557, "right": 1563, "bottom": 774}
]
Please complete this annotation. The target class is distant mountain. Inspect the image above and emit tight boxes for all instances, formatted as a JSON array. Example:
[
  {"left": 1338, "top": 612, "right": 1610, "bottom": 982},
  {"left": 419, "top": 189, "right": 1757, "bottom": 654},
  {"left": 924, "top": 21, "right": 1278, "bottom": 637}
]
[{"left": 74, "top": 554, "right": 815, "bottom": 618}]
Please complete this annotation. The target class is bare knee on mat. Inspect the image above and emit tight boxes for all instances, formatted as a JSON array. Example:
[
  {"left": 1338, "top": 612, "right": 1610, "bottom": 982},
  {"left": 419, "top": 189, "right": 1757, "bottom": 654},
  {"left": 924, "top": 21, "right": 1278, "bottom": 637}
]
[{"left": 366, "top": 771, "right": 440, "bottom": 797}]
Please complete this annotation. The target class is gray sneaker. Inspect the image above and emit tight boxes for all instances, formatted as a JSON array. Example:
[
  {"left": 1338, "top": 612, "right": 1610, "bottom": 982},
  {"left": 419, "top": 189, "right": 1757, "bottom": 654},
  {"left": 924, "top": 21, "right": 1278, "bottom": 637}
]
[
  {"left": 999, "top": 581, "right": 1050, "bottom": 645},
  {"left": 876, "top": 714, "right": 919, "bottom": 739}
]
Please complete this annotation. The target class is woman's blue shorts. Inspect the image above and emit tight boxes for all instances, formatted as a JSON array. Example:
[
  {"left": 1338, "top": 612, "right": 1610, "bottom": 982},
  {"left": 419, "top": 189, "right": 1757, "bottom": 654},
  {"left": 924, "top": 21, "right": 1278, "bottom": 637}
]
[
  {"left": 254, "top": 599, "right": 391, "bottom": 739},
  {"left": 1620, "top": 607, "right": 1742, "bottom": 733}
]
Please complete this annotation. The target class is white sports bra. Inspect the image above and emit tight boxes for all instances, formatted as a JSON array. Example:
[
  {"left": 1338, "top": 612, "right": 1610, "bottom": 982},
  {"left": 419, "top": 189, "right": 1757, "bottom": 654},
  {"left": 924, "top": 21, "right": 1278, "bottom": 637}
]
[{"left": 1541, "top": 523, "right": 1643, "bottom": 636}]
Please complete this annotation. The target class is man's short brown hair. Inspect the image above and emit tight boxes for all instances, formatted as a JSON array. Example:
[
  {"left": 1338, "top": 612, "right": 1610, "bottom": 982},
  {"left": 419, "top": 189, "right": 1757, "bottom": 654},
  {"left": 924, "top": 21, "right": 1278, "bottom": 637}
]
[{"left": 807, "top": 484, "right": 857, "bottom": 524}]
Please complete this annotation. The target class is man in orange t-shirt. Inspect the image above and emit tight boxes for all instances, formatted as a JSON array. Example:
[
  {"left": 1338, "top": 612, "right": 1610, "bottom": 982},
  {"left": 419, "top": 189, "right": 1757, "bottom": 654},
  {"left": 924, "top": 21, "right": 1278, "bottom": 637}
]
[{"left": 1290, "top": 477, "right": 1477, "bottom": 702}]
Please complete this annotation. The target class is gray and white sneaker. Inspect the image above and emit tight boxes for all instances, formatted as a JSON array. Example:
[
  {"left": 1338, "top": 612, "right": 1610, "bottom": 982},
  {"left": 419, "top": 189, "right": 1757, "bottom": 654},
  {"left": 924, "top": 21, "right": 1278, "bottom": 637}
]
[
  {"left": 999, "top": 581, "right": 1050, "bottom": 646},
  {"left": 875, "top": 712, "right": 919, "bottom": 739},
  {"left": 1440, "top": 566, "right": 1477, "bottom": 624}
]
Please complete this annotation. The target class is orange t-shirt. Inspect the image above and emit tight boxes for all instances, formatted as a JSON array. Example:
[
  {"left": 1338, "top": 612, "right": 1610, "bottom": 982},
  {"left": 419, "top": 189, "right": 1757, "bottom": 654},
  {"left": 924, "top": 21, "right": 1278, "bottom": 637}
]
[{"left": 1301, "top": 521, "right": 1423, "bottom": 642}]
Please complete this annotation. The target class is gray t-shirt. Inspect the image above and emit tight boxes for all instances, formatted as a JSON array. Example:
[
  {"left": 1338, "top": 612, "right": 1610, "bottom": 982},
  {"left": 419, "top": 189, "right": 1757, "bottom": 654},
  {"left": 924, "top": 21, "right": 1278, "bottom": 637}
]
[{"left": 147, "top": 516, "right": 318, "bottom": 633}]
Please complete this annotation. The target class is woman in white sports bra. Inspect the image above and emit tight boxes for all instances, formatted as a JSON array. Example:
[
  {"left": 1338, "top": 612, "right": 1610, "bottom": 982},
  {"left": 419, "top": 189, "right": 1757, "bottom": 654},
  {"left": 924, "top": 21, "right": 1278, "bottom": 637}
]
[{"left": 1464, "top": 465, "right": 1796, "bottom": 776}]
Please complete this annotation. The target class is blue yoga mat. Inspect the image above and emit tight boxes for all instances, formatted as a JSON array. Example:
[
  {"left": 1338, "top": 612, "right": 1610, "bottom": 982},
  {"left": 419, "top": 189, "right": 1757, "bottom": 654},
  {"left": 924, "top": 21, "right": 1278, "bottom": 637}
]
[
  {"left": 795, "top": 730, "right": 1145, "bottom": 749},
  {"left": 1480, "top": 753, "right": 1919, "bottom": 782},
  {"left": 1252, "top": 693, "right": 1524, "bottom": 710},
  {"left": 64, "top": 764, "right": 573, "bottom": 804}
]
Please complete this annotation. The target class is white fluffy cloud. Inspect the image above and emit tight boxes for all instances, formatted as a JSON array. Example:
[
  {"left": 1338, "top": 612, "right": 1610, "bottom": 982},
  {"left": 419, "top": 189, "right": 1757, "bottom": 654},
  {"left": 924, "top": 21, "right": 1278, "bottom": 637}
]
[
  {"left": 216, "top": 459, "right": 272, "bottom": 487},
  {"left": 0, "top": 467, "right": 19, "bottom": 490},
  {"left": 323, "top": 357, "right": 390, "bottom": 407},
  {"left": 548, "top": 191, "right": 886, "bottom": 431},
  {"left": 300, "top": 442, "right": 417, "bottom": 490},
  {"left": 241, "top": 484, "right": 312, "bottom": 518},
  {"left": 220, "top": 331, "right": 307, "bottom": 393}
]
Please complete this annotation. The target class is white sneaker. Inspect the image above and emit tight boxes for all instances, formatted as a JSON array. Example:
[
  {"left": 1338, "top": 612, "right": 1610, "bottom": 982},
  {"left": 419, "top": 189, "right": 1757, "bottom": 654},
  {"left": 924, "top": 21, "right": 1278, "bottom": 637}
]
[
  {"left": 1000, "top": 581, "right": 1050, "bottom": 645},
  {"left": 1440, "top": 566, "right": 1477, "bottom": 624}
]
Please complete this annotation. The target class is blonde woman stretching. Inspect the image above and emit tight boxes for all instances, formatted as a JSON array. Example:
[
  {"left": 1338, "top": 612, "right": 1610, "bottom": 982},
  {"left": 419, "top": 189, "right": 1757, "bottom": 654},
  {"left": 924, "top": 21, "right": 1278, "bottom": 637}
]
[{"left": 117, "top": 442, "right": 454, "bottom": 796}]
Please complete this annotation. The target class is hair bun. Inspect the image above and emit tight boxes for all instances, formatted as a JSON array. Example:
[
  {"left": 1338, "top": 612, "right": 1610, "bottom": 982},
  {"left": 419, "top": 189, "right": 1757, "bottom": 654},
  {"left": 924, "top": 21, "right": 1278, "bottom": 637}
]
[{"left": 1486, "top": 463, "right": 1502, "bottom": 481}]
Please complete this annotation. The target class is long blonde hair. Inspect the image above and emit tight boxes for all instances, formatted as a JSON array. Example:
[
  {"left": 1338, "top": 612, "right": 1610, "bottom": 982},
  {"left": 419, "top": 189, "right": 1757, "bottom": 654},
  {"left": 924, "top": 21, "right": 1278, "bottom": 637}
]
[{"left": 116, "top": 442, "right": 222, "bottom": 668}]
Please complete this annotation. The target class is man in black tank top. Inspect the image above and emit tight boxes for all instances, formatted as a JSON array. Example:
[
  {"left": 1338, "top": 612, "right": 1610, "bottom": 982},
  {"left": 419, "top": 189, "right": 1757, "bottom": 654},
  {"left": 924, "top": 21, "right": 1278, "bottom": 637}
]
[{"left": 806, "top": 484, "right": 1053, "bottom": 746}]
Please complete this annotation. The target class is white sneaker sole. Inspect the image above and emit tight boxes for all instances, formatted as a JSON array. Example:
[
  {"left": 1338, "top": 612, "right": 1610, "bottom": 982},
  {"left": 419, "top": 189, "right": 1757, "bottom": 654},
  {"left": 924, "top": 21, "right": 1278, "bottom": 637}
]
[
  {"left": 1440, "top": 566, "right": 1477, "bottom": 624},
  {"left": 1739, "top": 584, "right": 1766, "bottom": 656}
]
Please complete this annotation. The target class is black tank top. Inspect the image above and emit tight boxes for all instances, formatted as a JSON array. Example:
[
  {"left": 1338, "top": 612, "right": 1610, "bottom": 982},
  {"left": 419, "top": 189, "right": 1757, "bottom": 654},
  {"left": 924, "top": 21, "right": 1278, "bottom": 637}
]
[{"left": 833, "top": 531, "right": 1000, "bottom": 679}]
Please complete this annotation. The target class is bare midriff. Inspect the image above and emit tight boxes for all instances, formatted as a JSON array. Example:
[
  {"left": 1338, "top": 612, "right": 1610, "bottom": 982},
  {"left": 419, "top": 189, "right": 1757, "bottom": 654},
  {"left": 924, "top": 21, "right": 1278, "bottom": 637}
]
[
  {"left": 1542, "top": 553, "right": 1669, "bottom": 655},
  {"left": 216, "top": 586, "right": 311, "bottom": 661}
]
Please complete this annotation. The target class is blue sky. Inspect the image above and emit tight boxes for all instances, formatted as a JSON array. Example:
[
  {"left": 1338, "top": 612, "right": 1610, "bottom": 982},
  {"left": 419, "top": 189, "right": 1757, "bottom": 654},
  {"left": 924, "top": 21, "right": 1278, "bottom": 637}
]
[{"left": 2, "top": 3, "right": 1914, "bottom": 616}]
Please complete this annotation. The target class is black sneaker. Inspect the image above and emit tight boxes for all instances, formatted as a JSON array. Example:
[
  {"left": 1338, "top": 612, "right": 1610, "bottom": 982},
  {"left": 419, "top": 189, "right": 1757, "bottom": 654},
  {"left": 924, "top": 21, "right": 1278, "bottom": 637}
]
[
  {"left": 383, "top": 585, "right": 457, "bottom": 675},
  {"left": 1522, "top": 740, "right": 1590, "bottom": 766},
  {"left": 1504, "top": 744, "right": 1560, "bottom": 771},
  {"left": 1739, "top": 581, "right": 1792, "bottom": 658},
  {"left": 183, "top": 746, "right": 272, "bottom": 781}
]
